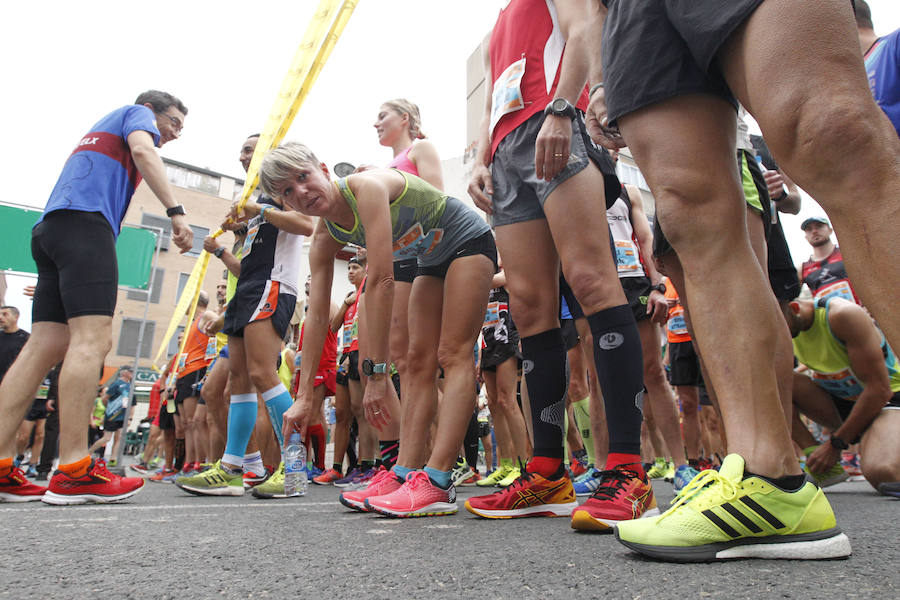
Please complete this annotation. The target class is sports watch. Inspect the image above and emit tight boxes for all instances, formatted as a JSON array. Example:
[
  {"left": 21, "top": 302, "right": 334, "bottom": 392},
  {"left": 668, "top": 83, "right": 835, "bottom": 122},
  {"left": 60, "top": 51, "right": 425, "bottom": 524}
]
[
  {"left": 362, "top": 358, "right": 387, "bottom": 377},
  {"left": 829, "top": 435, "right": 849, "bottom": 451},
  {"left": 650, "top": 282, "right": 666, "bottom": 294},
  {"left": 544, "top": 98, "right": 576, "bottom": 120}
]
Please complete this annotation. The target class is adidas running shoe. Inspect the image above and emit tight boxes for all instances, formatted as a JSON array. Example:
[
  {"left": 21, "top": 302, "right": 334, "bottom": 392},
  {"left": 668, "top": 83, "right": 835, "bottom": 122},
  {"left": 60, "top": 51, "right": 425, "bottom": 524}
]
[
  {"left": 802, "top": 446, "right": 849, "bottom": 488},
  {"left": 339, "top": 467, "right": 402, "bottom": 512},
  {"left": 252, "top": 463, "right": 300, "bottom": 499},
  {"left": 573, "top": 469, "right": 605, "bottom": 496},
  {"left": 0, "top": 466, "right": 47, "bottom": 502},
  {"left": 673, "top": 464, "right": 701, "bottom": 493},
  {"left": 646, "top": 458, "right": 668, "bottom": 480},
  {"left": 43, "top": 459, "right": 144, "bottom": 505},
  {"left": 614, "top": 454, "right": 852, "bottom": 562},
  {"left": 365, "top": 471, "right": 457, "bottom": 518},
  {"left": 174, "top": 460, "right": 243, "bottom": 496},
  {"left": 476, "top": 465, "right": 510, "bottom": 487},
  {"left": 496, "top": 466, "right": 522, "bottom": 487},
  {"left": 570, "top": 465, "right": 658, "bottom": 531},
  {"left": 465, "top": 469, "right": 577, "bottom": 518}
]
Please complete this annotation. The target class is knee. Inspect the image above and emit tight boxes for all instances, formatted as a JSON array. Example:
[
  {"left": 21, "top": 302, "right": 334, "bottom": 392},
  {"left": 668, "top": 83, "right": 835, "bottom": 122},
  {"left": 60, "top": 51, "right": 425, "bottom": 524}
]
[
  {"left": 436, "top": 343, "right": 472, "bottom": 373},
  {"left": 861, "top": 462, "right": 900, "bottom": 490},
  {"left": 334, "top": 404, "right": 350, "bottom": 425},
  {"left": 643, "top": 359, "right": 668, "bottom": 393},
  {"left": 406, "top": 345, "right": 437, "bottom": 379},
  {"left": 563, "top": 264, "right": 621, "bottom": 310},
  {"left": 247, "top": 365, "right": 274, "bottom": 391}
]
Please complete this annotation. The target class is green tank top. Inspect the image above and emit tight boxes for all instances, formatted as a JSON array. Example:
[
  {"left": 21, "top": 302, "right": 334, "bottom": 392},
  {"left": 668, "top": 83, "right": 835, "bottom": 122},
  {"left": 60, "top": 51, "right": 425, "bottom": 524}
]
[
  {"left": 793, "top": 298, "right": 900, "bottom": 399},
  {"left": 278, "top": 349, "right": 294, "bottom": 391},
  {"left": 324, "top": 170, "right": 489, "bottom": 268}
]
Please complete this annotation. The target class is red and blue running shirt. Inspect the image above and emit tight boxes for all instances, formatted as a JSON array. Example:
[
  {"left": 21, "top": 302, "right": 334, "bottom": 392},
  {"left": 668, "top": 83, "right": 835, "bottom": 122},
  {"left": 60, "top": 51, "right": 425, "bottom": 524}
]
[
  {"left": 39, "top": 105, "right": 161, "bottom": 237},
  {"left": 865, "top": 29, "right": 900, "bottom": 138}
]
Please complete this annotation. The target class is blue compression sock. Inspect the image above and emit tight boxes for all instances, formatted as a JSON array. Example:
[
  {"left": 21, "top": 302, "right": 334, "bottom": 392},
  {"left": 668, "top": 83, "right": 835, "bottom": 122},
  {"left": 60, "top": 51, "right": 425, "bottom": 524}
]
[
  {"left": 262, "top": 383, "right": 293, "bottom": 447},
  {"left": 222, "top": 393, "right": 257, "bottom": 467}
]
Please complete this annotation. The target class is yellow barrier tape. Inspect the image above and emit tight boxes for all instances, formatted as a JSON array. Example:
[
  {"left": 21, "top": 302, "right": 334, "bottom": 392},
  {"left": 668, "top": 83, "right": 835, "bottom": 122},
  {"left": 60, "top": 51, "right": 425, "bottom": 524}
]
[{"left": 152, "top": 250, "right": 212, "bottom": 369}]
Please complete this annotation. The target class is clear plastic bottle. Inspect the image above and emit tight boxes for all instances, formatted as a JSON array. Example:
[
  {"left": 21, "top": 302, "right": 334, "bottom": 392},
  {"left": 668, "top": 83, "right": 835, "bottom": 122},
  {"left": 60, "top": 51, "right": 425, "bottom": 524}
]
[{"left": 283, "top": 432, "right": 307, "bottom": 497}]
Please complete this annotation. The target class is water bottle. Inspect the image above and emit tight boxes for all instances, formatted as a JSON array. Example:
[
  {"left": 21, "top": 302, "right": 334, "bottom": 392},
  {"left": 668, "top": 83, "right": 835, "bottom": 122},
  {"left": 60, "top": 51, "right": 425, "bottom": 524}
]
[{"left": 283, "top": 433, "right": 307, "bottom": 497}]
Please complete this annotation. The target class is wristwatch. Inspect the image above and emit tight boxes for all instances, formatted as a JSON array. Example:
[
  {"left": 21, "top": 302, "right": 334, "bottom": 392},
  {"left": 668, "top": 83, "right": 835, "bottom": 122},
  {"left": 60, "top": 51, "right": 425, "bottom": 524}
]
[
  {"left": 544, "top": 98, "right": 576, "bottom": 120},
  {"left": 829, "top": 435, "right": 849, "bottom": 451},
  {"left": 650, "top": 282, "right": 666, "bottom": 294},
  {"left": 213, "top": 247, "right": 225, "bottom": 259},
  {"left": 361, "top": 358, "right": 387, "bottom": 377},
  {"left": 166, "top": 204, "right": 186, "bottom": 217}
]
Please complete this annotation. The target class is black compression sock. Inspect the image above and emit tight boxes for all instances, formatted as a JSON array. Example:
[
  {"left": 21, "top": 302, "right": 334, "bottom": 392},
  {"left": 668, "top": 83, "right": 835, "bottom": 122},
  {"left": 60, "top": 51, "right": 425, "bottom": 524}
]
[{"left": 520, "top": 328, "right": 567, "bottom": 459}]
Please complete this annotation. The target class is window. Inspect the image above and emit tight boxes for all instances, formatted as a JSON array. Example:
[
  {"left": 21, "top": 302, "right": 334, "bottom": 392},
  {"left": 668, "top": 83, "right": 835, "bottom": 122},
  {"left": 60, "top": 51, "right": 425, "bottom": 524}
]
[
  {"left": 140, "top": 214, "right": 171, "bottom": 251},
  {"left": 186, "top": 225, "right": 210, "bottom": 256},
  {"left": 167, "top": 325, "right": 186, "bottom": 358},
  {"left": 126, "top": 268, "right": 164, "bottom": 303},
  {"left": 117, "top": 318, "right": 156, "bottom": 359},
  {"left": 617, "top": 162, "right": 649, "bottom": 191},
  {"left": 166, "top": 163, "right": 220, "bottom": 196},
  {"left": 175, "top": 272, "right": 191, "bottom": 304}
]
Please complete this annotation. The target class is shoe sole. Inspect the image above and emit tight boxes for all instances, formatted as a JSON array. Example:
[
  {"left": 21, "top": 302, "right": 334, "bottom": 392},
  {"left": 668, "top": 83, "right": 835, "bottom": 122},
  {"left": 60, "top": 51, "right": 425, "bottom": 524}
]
[
  {"left": 175, "top": 482, "right": 244, "bottom": 497},
  {"left": 252, "top": 490, "right": 301, "bottom": 499},
  {"left": 464, "top": 500, "right": 577, "bottom": 519},
  {"left": 571, "top": 506, "right": 660, "bottom": 531},
  {"left": 42, "top": 483, "right": 145, "bottom": 505},
  {"left": 338, "top": 494, "right": 370, "bottom": 511},
  {"left": 614, "top": 528, "right": 852, "bottom": 562},
  {"left": 365, "top": 499, "right": 457, "bottom": 518},
  {"left": 0, "top": 492, "right": 45, "bottom": 502}
]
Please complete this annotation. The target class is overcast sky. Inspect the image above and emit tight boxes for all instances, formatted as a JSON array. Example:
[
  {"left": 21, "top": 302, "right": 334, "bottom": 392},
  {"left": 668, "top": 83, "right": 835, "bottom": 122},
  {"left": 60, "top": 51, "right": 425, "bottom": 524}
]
[{"left": 2, "top": 0, "right": 899, "bottom": 330}]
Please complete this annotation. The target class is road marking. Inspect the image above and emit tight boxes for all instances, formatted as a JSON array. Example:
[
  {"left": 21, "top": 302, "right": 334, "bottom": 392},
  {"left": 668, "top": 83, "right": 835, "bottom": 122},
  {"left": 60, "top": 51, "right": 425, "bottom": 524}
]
[{"left": 0, "top": 501, "right": 337, "bottom": 513}]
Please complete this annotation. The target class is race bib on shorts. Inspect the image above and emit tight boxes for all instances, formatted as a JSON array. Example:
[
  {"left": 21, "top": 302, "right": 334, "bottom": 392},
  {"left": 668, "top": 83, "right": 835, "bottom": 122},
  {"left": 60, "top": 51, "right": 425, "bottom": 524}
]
[
  {"left": 614, "top": 240, "right": 642, "bottom": 275},
  {"left": 484, "top": 302, "right": 501, "bottom": 327},
  {"left": 809, "top": 367, "right": 863, "bottom": 400},
  {"left": 490, "top": 56, "right": 526, "bottom": 134}
]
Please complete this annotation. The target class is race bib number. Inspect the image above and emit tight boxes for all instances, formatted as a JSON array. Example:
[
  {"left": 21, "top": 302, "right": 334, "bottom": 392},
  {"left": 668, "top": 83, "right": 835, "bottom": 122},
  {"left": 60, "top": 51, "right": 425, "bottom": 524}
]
[
  {"left": 490, "top": 56, "right": 526, "bottom": 133},
  {"left": 177, "top": 353, "right": 188, "bottom": 371},
  {"left": 809, "top": 368, "right": 863, "bottom": 400},
  {"left": 814, "top": 280, "right": 855, "bottom": 304},
  {"left": 484, "top": 302, "right": 502, "bottom": 327},
  {"left": 614, "top": 240, "right": 642, "bottom": 274},
  {"left": 241, "top": 221, "right": 260, "bottom": 258},
  {"left": 204, "top": 337, "right": 218, "bottom": 362},
  {"left": 667, "top": 309, "right": 688, "bottom": 337},
  {"left": 36, "top": 382, "right": 50, "bottom": 400},
  {"left": 392, "top": 223, "right": 444, "bottom": 260}
]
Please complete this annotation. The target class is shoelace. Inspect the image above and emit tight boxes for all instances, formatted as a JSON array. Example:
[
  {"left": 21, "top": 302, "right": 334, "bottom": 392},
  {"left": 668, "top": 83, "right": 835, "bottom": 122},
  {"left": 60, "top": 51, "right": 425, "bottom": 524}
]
[
  {"left": 587, "top": 467, "right": 642, "bottom": 501},
  {"left": 404, "top": 470, "right": 431, "bottom": 490},
  {"left": 365, "top": 469, "right": 393, "bottom": 488},
  {"left": 660, "top": 468, "right": 737, "bottom": 522},
  {"left": 92, "top": 459, "right": 113, "bottom": 479}
]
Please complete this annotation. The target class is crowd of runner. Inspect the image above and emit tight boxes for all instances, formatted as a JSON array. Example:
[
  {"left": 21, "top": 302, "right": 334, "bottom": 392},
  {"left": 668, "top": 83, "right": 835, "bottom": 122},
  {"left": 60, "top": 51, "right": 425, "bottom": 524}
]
[{"left": 1, "top": 0, "right": 899, "bottom": 564}]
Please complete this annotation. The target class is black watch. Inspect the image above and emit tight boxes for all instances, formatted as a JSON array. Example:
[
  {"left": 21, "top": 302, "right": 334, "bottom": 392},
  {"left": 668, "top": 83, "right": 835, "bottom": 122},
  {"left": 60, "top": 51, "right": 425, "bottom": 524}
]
[
  {"left": 361, "top": 358, "right": 387, "bottom": 377},
  {"left": 213, "top": 247, "right": 225, "bottom": 259},
  {"left": 829, "top": 436, "right": 849, "bottom": 451},
  {"left": 650, "top": 282, "right": 666, "bottom": 294},
  {"left": 166, "top": 204, "right": 186, "bottom": 217},
  {"left": 544, "top": 98, "right": 576, "bottom": 120}
]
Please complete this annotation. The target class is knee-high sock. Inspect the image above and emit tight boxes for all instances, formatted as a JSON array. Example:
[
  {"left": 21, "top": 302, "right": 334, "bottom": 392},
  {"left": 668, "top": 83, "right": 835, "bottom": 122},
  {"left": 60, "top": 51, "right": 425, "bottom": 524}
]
[
  {"left": 572, "top": 396, "right": 594, "bottom": 465},
  {"left": 521, "top": 328, "right": 567, "bottom": 476},
  {"left": 587, "top": 305, "right": 643, "bottom": 462},
  {"left": 306, "top": 424, "right": 326, "bottom": 470},
  {"left": 222, "top": 393, "right": 257, "bottom": 467},
  {"left": 262, "top": 383, "right": 293, "bottom": 447}
]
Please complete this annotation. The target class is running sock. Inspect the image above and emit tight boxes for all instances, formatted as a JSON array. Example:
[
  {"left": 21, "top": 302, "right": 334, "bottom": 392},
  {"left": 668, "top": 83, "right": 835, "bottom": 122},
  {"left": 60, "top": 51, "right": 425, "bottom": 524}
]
[
  {"left": 573, "top": 448, "right": 588, "bottom": 465},
  {"left": 222, "top": 393, "right": 258, "bottom": 467},
  {"left": 174, "top": 438, "right": 186, "bottom": 471},
  {"left": 361, "top": 459, "right": 376, "bottom": 470},
  {"left": 375, "top": 458, "right": 383, "bottom": 469},
  {"left": 307, "top": 424, "right": 326, "bottom": 470},
  {"left": 332, "top": 463, "right": 344, "bottom": 474},
  {"left": 424, "top": 466, "right": 452, "bottom": 489},
  {"left": 391, "top": 464, "right": 414, "bottom": 481},
  {"left": 242, "top": 451, "right": 265, "bottom": 477},
  {"left": 261, "top": 383, "right": 293, "bottom": 447},
  {"left": 0, "top": 457, "right": 12, "bottom": 477},
  {"left": 572, "top": 396, "right": 594, "bottom": 464},
  {"left": 520, "top": 328, "right": 567, "bottom": 474},
  {"left": 379, "top": 439, "right": 399, "bottom": 469},
  {"left": 529, "top": 456, "right": 564, "bottom": 479},
  {"left": 500, "top": 457, "right": 514, "bottom": 469},
  {"left": 746, "top": 471, "right": 807, "bottom": 492},
  {"left": 587, "top": 305, "right": 644, "bottom": 456},
  {"left": 607, "top": 453, "right": 646, "bottom": 478},
  {"left": 58, "top": 456, "right": 92, "bottom": 478}
]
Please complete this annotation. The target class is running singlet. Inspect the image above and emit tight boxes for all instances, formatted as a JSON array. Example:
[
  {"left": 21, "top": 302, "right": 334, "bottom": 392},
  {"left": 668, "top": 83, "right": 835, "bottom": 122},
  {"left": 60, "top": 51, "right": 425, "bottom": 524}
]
[
  {"left": 325, "top": 170, "right": 489, "bottom": 268},
  {"left": 277, "top": 348, "right": 294, "bottom": 391},
  {"left": 341, "top": 282, "right": 362, "bottom": 354},
  {"left": 865, "top": 29, "right": 900, "bottom": 137},
  {"left": 40, "top": 105, "right": 161, "bottom": 237},
  {"left": 238, "top": 197, "right": 304, "bottom": 296},
  {"left": 482, "top": 286, "right": 519, "bottom": 347},
  {"left": 607, "top": 187, "right": 646, "bottom": 279},
  {"left": 299, "top": 319, "right": 339, "bottom": 374},
  {"left": 388, "top": 145, "right": 418, "bottom": 176},
  {"left": 801, "top": 247, "right": 859, "bottom": 305},
  {"left": 664, "top": 278, "right": 691, "bottom": 344},
  {"left": 488, "top": 0, "right": 590, "bottom": 157},
  {"left": 793, "top": 298, "right": 900, "bottom": 400},
  {"left": 176, "top": 317, "right": 214, "bottom": 378}
]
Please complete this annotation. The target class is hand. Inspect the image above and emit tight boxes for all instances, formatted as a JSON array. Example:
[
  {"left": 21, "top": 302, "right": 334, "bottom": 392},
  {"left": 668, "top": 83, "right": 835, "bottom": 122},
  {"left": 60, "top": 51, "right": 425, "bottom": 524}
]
[
  {"left": 585, "top": 86, "right": 626, "bottom": 150},
  {"left": 203, "top": 236, "right": 220, "bottom": 255},
  {"left": 805, "top": 442, "right": 841, "bottom": 475},
  {"left": 203, "top": 315, "right": 225, "bottom": 335},
  {"left": 344, "top": 291, "right": 357, "bottom": 306},
  {"left": 763, "top": 169, "right": 785, "bottom": 199},
  {"left": 281, "top": 392, "right": 316, "bottom": 441},
  {"left": 170, "top": 215, "right": 194, "bottom": 253},
  {"left": 535, "top": 114, "right": 572, "bottom": 181},
  {"left": 23, "top": 285, "right": 35, "bottom": 298},
  {"left": 46, "top": 399, "right": 55, "bottom": 412},
  {"left": 646, "top": 290, "right": 669, "bottom": 326},
  {"left": 467, "top": 164, "right": 494, "bottom": 215},
  {"left": 363, "top": 377, "right": 392, "bottom": 431}
]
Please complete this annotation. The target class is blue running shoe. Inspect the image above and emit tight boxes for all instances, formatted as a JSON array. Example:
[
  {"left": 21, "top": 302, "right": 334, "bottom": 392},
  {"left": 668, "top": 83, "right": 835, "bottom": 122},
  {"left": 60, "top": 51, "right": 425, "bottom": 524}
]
[
  {"left": 333, "top": 466, "right": 364, "bottom": 488},
  {"left": 673, "top": 464, "right": 700, "bottom": 492},
  {"left": 573, "top": 469, "right": 605, "bottom": 496},
  {"left": 573, "top": 465, "right": 595, "bottom": 485}
]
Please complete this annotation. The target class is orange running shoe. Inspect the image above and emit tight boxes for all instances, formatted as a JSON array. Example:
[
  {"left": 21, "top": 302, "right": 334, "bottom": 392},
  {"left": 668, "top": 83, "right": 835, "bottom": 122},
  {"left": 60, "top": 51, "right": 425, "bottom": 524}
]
[
  {"left": 313, "top": 468, "right": 343, "bottom": 485},
  {"left": 43, "top": 459, "right": 145, "bottom": 505},
  {"left": 570, "top": 464, "right": 659, "bottom": 532},
  {"left": 339, "top": 467, "right": 402, "bottom": 512},
  {"left": 464, "top": 468, "right": 577, "bottom": 518}
]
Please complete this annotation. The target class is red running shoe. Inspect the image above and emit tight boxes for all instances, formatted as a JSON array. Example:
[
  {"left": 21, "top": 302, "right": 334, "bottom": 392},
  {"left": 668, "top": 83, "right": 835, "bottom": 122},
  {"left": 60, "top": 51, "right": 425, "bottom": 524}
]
[
  {"left": 365, "top": 471, "right": 457, "bottom": 518},
  {"left": 339, "top": 467, "right": 402, "bottom": 512},
  {"left": 570, "top": 464, "right": 659, "bottom": 531},
  {"left": 0, "top": 466, "right": 47, "bottom": 502},
  {"left": 43, "top": 459, "right": 145, "bottom": 505},
  {"left": 312, "top": 468, "right": 343, "bottom": 485},
  {"left": 465, "top": 469, "right": 577, "bottom": 518}
]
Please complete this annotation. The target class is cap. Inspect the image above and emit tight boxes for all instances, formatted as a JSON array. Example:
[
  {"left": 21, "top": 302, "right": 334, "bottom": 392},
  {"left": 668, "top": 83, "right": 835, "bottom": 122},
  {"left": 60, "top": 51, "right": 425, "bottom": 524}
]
[{"left": 801, "top": 216, "right": 830, "bottom": 231}]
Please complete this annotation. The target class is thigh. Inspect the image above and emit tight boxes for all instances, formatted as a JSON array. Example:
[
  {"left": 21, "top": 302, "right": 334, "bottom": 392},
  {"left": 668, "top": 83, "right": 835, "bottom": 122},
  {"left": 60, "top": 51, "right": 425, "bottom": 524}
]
[
  {"left": 227, "top": 336, "right": 251, "bottom": 393},
  {"left": 791, "top": 373, "right": 843, "bottom": 430},
  {"left": 242, "top": 319, "right": 282, "bottom": 377},
  {"left": 407, "top": 276, "right": 444, "bottom": 365},
  {"left": 439, "top": 254, "right": 495, "bottom": 359},
  {"left": 860, "top": 409, "right": 900, "bottom": 468}
]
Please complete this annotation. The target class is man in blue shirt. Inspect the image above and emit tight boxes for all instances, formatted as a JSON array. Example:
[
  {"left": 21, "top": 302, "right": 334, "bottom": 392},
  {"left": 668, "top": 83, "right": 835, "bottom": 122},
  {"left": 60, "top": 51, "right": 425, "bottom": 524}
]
[
  {"left": 0, "top": 90, "right": 193, "bottom": 504},
  {"left": 857, "top": 0, "right": 900, "bottom": 136},
  {"left": 87, "top": 366, "right": 134, "bottom": 465}
]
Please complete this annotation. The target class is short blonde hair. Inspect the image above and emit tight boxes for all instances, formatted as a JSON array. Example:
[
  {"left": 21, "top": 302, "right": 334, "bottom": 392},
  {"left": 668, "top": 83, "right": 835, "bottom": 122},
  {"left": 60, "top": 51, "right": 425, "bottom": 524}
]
[
  {"left": 259, "top": 142, "right": 321, "bottom": 197},
  {"left": 382, "top": 98, "right": 425, "bottom": 139}
]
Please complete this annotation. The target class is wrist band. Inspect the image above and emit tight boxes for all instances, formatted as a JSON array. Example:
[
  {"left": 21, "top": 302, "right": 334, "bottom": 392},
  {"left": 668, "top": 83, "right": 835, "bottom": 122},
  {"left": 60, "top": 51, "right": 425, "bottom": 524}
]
[
  {"left": 166, "top": 204, "right": 185, "bottom": 217},
  {"left": 259, "top": 205, "right": 271, "bottom": 222},
  {"left": 589, "top": 83, "right": 604, "bottom": 97}
]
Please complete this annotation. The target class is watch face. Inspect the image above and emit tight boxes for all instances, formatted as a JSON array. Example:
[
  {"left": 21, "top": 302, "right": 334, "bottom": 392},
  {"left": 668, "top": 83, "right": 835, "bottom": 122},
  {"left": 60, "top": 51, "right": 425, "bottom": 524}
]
[
  {"left": 361, "top": 359, "right": 373, "bottom": 376},
  {"left": 552, "top": 98, "right": 569, "bottom": 113}
]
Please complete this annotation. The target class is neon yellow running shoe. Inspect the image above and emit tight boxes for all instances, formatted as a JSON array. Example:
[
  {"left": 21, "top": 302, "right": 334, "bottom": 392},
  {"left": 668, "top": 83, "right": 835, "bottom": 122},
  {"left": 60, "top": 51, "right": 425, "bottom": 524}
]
[
  {"left": 174, "top": 460, "right": 243, "bottom": 496},
  {"left": 646, "top": 458, "right": 668, "bottom": 479},
  {"left": 615, "top": 454, "right": 852, "bottom": 562},
  {"left": 802, "top": 446, "right": 849, "bottom": 488},
  {"left": 496, "top": 466, "right": 522, "bottom": 487},
  {"left": 252, "top": 463, "right": 301, "bottom": 499},
  {"left": 476, "top": 465, "right": 510, "bottom": 487}
]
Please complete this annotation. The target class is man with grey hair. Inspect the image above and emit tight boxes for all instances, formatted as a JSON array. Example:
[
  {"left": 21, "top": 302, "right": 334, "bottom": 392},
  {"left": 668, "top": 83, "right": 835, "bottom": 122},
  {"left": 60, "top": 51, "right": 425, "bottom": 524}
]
[{"left": 0, "top": 90, "right": 194, "bottom": 504}]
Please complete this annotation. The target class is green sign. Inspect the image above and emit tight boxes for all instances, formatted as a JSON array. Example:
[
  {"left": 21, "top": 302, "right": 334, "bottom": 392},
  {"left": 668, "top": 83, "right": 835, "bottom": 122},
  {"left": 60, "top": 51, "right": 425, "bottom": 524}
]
[
  {"left": 134, "top": 368, "right": 160, "bottom": 384},
  {"left": 0, "top": 204, "right": 157, "bottom": 289}
]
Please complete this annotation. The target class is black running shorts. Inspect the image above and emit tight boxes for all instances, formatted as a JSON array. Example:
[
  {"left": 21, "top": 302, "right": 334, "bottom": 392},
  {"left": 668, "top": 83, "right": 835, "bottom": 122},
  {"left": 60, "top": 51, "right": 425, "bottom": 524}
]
[
  {"left": 668, "top": 340, "right": 703, "bottom": 387},
  {"left": 621, "top": 276, "right": 653, "bottom": 323},
  {"left": 393, "top": 258, "right": 417, "bottom": 284},
  {"left": 416, "top": 231, "right": 498, "bottom": 280},
  {"left": 223, "top": 279, "right": 296, "bottom": 340}
]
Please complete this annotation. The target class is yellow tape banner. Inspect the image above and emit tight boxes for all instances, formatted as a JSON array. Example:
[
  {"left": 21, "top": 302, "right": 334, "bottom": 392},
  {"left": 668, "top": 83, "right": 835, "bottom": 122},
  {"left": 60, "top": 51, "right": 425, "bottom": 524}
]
[{"left": 152, "top": 0, "right": 358, "bottom": 368}]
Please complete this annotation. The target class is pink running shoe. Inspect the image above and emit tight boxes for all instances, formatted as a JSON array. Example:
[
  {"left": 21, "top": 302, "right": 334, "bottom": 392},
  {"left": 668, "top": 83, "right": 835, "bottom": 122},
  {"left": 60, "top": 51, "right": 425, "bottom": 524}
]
[
  {"left": 339, "top": 467, "right": 402, "bottom": 512},
  {"left": 364, "top": 471, "right": 457, "bottom": 518}
]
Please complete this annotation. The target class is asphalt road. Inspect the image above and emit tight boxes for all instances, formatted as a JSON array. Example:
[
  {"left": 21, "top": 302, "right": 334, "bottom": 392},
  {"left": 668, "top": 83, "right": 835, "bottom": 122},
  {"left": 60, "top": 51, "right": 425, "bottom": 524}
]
[{"left": 2, "top": 468, "right": 897, "bottom": 600}]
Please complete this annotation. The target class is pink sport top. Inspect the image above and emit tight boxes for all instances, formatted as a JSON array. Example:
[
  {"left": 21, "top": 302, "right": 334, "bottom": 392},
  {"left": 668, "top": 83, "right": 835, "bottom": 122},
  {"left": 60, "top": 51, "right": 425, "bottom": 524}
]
[{"left": 387, "top": 145, "right": 418, "bottom": 176}]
